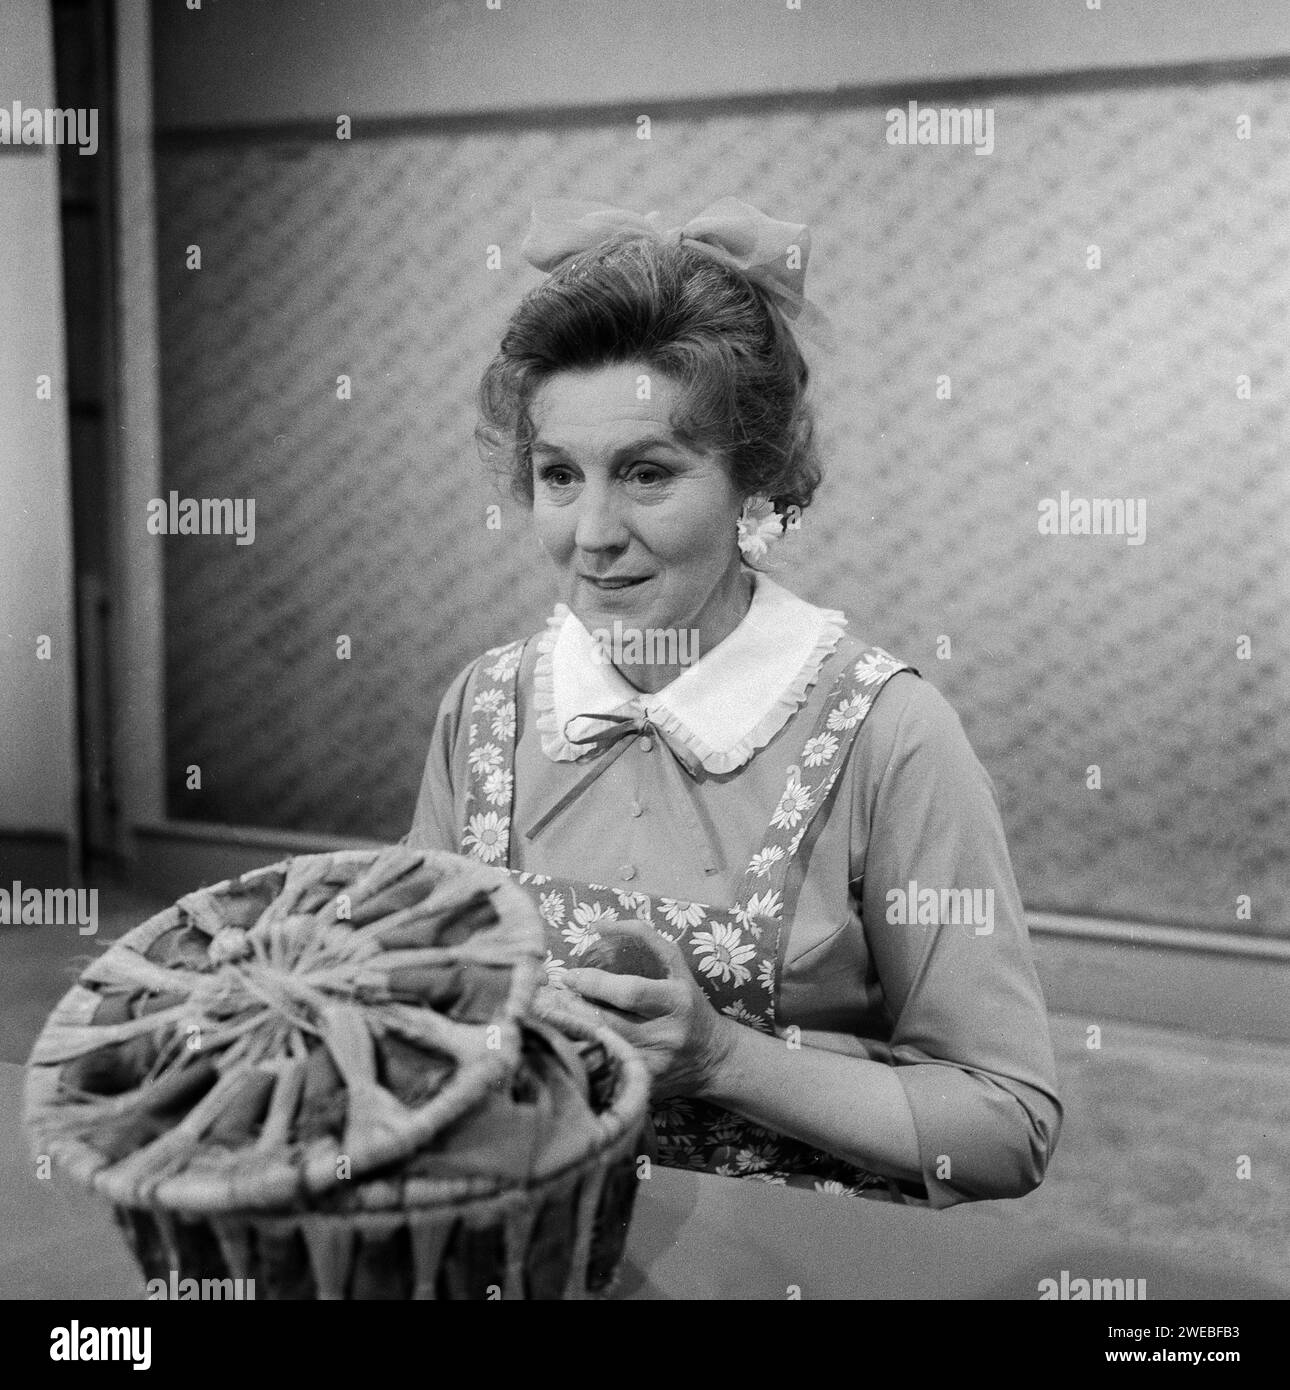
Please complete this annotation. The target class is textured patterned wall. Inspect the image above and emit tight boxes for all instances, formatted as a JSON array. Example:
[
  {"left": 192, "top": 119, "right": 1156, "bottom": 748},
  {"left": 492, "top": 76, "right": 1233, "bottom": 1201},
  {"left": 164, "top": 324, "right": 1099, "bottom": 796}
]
[{"left": 155, "top": 76, "right": 1290, "bottom": 935}]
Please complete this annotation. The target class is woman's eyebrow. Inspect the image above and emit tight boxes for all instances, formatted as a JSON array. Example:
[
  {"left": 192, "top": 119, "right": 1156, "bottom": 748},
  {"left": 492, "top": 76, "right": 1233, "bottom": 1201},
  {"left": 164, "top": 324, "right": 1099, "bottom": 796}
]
[{"left": 531, "top": 436, "right": 685, "bottom": 460}]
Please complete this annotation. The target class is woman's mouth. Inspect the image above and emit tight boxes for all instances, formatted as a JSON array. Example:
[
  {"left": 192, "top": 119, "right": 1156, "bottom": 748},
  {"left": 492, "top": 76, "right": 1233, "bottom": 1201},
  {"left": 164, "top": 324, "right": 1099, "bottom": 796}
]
[{"left": 582, "top": 575, "right": 652, "bottom": 591}]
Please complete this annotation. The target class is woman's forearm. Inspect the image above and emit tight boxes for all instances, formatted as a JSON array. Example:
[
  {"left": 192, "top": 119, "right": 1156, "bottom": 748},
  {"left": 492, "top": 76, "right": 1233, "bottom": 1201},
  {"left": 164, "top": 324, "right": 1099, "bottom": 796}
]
[{"left": 695, "top": 1015, "right": 924, "bottom": 1185}]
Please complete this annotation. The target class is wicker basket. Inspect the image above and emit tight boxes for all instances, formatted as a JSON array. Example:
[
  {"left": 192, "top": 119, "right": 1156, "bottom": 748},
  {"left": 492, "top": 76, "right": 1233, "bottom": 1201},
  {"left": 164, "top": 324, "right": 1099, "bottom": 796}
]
[{"left": 24, "top": 848, "right": 650, "bottom": 1299}]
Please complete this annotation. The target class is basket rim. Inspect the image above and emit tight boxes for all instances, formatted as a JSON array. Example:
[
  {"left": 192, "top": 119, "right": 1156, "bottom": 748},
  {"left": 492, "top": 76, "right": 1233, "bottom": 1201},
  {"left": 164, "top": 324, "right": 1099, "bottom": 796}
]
[{"left": 111, "top": 1000, "right": 650, "bottom": 1221}]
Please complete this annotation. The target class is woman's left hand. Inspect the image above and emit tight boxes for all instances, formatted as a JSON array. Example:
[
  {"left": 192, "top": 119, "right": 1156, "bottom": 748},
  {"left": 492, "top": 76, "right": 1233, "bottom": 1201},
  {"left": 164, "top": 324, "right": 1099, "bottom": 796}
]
[{"left": 562, "top": 926, "right": 736, "bottom": 1100}]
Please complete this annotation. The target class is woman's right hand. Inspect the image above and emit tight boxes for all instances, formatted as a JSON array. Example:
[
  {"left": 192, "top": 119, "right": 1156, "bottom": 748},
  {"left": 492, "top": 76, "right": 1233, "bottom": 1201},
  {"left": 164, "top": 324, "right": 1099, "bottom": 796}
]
[{"left": 560, "top": 922, "right": 737, "bottom": 1101}]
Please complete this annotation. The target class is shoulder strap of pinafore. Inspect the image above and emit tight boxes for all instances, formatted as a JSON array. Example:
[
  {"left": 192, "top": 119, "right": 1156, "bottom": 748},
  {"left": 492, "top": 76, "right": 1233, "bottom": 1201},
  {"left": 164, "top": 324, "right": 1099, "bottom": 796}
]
[
  {"left": 455, "top": 640, "right": 528, "bottom": 867},
  {"left": 723, "top": 631, "right": 919, "bottom": 1021}
]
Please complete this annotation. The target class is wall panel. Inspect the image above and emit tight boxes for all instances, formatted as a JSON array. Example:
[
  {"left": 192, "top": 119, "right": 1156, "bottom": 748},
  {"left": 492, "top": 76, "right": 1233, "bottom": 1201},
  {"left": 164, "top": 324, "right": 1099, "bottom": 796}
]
[{"left": 155, "top": 74, "right": 1290, "bottom": 934}]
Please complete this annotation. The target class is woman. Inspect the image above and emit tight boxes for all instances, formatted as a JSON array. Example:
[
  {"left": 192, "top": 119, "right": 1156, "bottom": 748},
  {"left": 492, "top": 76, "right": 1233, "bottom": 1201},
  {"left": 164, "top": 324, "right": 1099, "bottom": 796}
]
[{"left": 406, "top": 197, "right": 1061, "bottom": 1207}]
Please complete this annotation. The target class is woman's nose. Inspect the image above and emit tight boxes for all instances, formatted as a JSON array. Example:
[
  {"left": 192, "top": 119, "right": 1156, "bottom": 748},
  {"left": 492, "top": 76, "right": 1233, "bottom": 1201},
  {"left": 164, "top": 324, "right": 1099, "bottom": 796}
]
[{"left": 573, "top": 481, "right": 630, "bottom": 552}]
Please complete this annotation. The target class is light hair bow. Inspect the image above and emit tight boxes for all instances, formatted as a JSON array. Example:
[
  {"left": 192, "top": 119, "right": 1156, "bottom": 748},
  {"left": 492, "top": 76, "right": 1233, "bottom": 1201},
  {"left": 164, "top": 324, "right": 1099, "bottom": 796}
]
[{"left": 520, "top": 196, "right": 834, "bottom": 348}]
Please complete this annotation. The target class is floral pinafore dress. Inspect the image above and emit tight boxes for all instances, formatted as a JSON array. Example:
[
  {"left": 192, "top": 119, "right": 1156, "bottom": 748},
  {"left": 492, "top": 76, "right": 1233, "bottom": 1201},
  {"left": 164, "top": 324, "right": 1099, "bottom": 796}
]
[{"left": 456, "top": 629, "right": 921, "bottom": 1199}]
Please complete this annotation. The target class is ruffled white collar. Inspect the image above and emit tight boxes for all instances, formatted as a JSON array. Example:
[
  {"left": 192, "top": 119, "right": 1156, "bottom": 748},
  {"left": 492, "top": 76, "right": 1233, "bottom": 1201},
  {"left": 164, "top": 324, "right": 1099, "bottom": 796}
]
[{"left": 533, "top": 572, "right": 847, "bottom": 774}]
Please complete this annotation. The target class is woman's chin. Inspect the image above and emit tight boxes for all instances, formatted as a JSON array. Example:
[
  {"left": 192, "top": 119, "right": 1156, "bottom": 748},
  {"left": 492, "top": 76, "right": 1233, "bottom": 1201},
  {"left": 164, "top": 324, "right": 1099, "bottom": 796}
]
[{"left": 573, "top": 601, "right": 658, "bottom": 634}]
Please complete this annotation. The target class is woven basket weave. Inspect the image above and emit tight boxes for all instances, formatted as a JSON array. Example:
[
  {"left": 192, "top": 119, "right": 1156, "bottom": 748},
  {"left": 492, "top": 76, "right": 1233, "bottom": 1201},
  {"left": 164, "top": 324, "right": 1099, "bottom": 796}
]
[{"left": 24, "top": 848, "right": 650, "bottom": 1299}]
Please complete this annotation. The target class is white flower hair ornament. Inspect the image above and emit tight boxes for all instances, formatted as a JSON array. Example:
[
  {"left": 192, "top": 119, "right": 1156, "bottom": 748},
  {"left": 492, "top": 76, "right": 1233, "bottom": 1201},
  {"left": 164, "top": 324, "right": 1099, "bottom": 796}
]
[{"left": 737, "top": 494, "right": 789, "bottom": 568}]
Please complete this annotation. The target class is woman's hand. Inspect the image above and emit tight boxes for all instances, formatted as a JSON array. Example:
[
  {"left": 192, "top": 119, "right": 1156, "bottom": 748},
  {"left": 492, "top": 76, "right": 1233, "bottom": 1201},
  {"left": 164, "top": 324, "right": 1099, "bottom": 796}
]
[{"left": 561, "top": 922, "right": 736, "bottom": 1101}]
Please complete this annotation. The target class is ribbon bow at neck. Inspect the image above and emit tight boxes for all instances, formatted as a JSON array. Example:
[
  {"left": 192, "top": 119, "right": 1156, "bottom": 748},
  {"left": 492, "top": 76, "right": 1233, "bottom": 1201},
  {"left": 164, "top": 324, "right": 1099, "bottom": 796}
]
[
  {"left": 523, "top": 708, "right": 725, "bottom": 875},
  {"left": 521, "top": 196, "right": 834, "bottom": 349}
]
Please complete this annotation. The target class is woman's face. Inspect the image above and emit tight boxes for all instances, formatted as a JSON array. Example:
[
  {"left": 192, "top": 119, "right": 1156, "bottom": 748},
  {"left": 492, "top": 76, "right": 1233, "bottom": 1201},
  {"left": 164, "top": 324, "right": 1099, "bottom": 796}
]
[{"left": 529, "top": 362, "right": 748, "bottom": 672}]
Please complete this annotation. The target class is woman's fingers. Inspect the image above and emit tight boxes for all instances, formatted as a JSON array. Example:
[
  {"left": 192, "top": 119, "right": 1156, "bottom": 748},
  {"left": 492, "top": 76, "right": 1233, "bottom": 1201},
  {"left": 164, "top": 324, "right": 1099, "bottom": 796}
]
[{"left": 563, "top": 965, "right": 671, "bottom": 1015}]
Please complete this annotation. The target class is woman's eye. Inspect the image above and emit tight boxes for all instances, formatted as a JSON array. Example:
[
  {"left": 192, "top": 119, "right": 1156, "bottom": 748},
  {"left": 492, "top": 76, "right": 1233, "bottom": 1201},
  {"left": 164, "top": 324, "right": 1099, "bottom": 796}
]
[
  {"left": 537, "top": 465, "right": 576, "bottom": 487},
  {"left": 534, "top": 462, "right": 668, "bottom": 489}
]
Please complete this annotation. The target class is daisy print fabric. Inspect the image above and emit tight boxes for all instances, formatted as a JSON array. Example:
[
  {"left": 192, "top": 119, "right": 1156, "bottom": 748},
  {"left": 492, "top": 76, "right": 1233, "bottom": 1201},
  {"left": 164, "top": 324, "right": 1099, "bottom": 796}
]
[{"left": 457, "top": 632, "right": 915, "bottom": 1198}]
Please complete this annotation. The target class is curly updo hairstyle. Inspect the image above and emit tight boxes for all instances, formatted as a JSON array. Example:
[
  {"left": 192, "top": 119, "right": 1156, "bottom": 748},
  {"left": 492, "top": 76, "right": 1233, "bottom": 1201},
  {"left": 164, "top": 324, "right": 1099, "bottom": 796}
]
[{"left": 476, "top": 231, "right": 822, "bottom": 526}]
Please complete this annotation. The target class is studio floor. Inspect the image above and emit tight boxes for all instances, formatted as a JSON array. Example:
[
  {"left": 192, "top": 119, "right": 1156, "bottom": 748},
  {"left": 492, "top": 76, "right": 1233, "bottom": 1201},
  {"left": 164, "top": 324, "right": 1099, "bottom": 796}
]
[{"left": 3, "top": 882, "right": 1287, "bottom": 1295}]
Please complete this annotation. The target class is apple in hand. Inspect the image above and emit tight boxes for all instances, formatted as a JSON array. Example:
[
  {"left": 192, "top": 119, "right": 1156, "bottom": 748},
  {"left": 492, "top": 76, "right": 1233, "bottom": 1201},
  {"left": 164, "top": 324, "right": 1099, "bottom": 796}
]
[{"left": 577, "top": 921, "right": 671, "bottom": 980}]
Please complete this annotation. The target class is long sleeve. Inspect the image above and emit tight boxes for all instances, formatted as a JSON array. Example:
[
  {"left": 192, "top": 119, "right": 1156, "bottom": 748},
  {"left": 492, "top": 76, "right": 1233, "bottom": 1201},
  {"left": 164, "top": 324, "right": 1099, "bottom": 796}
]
[
  {"left": 404, "top": 658, "right": 477, "bottom": 855},
  {"left": 852, "top": 675, "right": 1063, "bottom": 1208}
]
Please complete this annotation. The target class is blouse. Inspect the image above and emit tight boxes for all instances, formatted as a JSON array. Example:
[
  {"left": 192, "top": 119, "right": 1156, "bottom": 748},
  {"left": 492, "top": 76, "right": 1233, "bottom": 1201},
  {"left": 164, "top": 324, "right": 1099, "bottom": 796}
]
[{"left": 406, "top": 571, "right": 1062, "bottom": 1207}]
